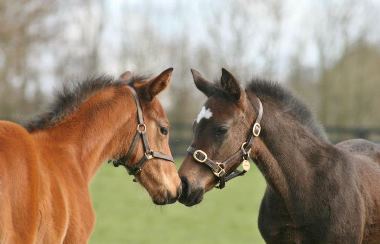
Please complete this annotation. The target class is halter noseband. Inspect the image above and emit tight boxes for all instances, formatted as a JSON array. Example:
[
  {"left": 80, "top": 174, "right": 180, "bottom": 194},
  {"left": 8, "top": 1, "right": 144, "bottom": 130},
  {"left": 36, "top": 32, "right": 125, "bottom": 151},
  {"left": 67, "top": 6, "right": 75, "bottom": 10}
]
[
  {"left": 109, "top": 85, "right": 174, "bottom": 178},
  {"left": 187, "top": 92, "right": 263, "bottom": 189}
]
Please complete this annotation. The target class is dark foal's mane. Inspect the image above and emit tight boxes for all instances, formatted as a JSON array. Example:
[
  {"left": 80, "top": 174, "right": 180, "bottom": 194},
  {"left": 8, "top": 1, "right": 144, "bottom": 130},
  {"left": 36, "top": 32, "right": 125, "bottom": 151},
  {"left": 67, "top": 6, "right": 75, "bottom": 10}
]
[
  {"left": 210, "top": 78, "right": 328, "bottom": 141},
  {"left": 247, "top": 79, "right": 328, "bottom": 141},
  {"left": 25, "top": 75, "right": 148, "bottom": 132}
]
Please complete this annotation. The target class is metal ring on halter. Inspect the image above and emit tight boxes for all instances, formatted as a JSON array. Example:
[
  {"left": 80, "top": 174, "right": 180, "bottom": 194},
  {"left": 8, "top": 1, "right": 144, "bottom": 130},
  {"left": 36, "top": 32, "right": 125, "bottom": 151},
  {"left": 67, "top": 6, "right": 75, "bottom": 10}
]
[
  {"left": 137, "top": 123, "right": 147, "bottom": 133},
  {"left": 144, "top": 151, "right": 153, "bottom": 160},
  {"left": 241, "top": 142, "right": 251, "bottom": 155},
  {"left": 193, "top": 150, "right": 208, "bottom": 163},
  {"left": 214, "top": 163, "right": 226, "bottom": 177},
  {"left": 252, "top": 123, "right": 261, "bottom": 137}
]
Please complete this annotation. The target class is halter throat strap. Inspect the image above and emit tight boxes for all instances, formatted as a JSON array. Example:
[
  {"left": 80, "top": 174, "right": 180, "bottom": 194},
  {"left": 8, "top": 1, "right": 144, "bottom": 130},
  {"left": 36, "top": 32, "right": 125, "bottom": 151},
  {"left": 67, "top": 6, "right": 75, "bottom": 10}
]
[
  {"left": 187, "top": 92, "right": 263, "bottom": 189},
  {"left": 110, "top": 85, "right": 174, "bottom": 177}
]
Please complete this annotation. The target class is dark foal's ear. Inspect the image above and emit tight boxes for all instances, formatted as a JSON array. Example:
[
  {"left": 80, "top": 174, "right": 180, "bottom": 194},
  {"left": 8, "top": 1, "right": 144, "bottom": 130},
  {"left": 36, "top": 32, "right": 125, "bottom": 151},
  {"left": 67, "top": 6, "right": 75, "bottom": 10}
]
[
  {"left": 191, "top": 69, "right": 215, "bottom": 97},
  {"left": 119, "top": 71, "right": 133, "bottom": 81},
  {"left": 144, "top": 68, "right": 173, "bottom": 101},
  {"left": 220, "top": 68, "right": 241, "bottom": 101}
]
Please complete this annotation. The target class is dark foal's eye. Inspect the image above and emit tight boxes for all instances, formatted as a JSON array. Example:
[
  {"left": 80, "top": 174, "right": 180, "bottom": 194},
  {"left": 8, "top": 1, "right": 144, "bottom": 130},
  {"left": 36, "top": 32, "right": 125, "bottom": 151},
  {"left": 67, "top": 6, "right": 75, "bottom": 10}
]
[
  {"left": 214, "top": 126, "right": 228, "bottom": 136},
  {"left": 160, "top": 126, "right": 169, "bottom": 135}
]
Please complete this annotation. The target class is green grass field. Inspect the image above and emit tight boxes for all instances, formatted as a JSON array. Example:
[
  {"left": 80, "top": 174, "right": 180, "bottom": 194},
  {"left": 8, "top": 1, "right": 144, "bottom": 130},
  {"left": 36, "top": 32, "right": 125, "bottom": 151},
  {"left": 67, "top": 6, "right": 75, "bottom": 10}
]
[{"left": 90, "top": 161, "right": 266, "bottom": 244}]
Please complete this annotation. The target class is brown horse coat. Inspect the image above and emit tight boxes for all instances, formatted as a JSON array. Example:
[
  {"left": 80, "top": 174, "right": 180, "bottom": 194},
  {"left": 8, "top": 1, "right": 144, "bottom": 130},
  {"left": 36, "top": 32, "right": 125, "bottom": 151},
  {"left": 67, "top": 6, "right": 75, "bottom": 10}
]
[
  {"left": 1, "top": 120, "right": 102, "bottom": 243},
  {"left": 0, "top": 69, "right": 181, "bottom": 243}
]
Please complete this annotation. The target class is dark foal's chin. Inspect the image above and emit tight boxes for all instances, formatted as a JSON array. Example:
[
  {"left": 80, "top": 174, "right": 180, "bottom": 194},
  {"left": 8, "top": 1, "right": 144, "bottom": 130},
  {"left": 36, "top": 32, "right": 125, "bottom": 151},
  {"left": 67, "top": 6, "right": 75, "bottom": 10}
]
[
  {"left": 178, "top": 156, "right": 217, "bottom": 207},
  {"left": 178, "top": 176, "right": 206, "bottom": 206}
]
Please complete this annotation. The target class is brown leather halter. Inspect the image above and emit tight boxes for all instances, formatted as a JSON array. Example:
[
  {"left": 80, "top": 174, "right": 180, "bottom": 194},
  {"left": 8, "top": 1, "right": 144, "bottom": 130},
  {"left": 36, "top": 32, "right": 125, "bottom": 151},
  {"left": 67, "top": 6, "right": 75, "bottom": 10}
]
[
  {"left": 187, "top": 92, "right": 263, "bottom": 189},
  {"left": 109, "top": 85, "right": 174, "bottom": 178}
]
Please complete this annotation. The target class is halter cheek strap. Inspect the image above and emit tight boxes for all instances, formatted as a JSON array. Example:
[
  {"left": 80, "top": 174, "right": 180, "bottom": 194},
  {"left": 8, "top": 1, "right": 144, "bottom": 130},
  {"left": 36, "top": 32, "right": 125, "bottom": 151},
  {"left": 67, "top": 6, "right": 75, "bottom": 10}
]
[
  {"left": 187, "top": 93, "right": 263, "bottom": 189},
  {"left": 109, "top": 85, "right": 174, "bottom": 178}
]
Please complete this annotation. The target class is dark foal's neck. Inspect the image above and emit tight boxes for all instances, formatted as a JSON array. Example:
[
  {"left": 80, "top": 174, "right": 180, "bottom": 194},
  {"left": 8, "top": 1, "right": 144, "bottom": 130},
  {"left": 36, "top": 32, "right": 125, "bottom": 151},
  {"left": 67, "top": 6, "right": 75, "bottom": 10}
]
[
  {"left": 250, "top": 96, "right": 336, "bottom": 218},
  {"left": 32, "top": 86, "right": 136, "bottom": 182}
]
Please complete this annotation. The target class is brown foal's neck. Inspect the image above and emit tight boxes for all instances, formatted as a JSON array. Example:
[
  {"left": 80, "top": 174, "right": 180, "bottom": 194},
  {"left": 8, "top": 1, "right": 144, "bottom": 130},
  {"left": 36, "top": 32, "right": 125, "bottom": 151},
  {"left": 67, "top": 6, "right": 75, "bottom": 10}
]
[{"left": 33, "top": 85, "right": 137, "bottom": 181}]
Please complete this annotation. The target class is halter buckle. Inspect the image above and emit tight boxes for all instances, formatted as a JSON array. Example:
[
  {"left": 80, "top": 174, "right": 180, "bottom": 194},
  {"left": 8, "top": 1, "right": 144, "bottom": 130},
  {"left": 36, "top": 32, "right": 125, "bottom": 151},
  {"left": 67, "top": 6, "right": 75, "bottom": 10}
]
[
  {"left": 252, "top": 123, "right": 261, "bottom": 137},
  {"left": 241, "top": 142, "right": 251, "bottom": 155},
  {"left": 137, "top": 123, "right": 147, "bottom": 134},
  {"left": 214, "top": 163, "right": 226, "bottom": 177},
  {"left": 193, "top": 150, "right": 208, "bottom": 163},
  {"left": 145, "top": 152, "right": 154, "bottom": 160}
]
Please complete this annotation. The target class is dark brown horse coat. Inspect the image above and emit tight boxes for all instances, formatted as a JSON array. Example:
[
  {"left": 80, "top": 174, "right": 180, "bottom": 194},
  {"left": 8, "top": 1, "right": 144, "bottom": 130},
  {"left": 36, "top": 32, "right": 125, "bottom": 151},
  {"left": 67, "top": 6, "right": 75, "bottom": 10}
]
[
  {"left": 256, "top": 136, "right": 380, "bottom": 243},
  {"left": 178, "top": 69, "right": 380, "bottom": 244},
  {"left": 0, "top": 69, "right": 181, "bottom": 243},
  {"left": 251, "top": 87, "right": 380, "bottom": 243}
]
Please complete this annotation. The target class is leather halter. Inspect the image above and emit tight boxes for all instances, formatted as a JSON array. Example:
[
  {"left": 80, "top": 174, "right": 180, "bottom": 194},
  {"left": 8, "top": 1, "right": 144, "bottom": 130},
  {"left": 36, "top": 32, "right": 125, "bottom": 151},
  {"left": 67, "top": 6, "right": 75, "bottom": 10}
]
[
  {"left": 187, "top": 92, "right": 263, "bottom": 189},
  {"left": 109, "top": 85, "right": 174, "bottom": 177}
]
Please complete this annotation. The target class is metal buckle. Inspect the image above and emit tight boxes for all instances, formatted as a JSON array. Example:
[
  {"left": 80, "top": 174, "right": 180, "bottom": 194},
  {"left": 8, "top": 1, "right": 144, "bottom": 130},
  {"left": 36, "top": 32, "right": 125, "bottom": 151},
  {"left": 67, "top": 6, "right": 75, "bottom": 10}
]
[
  {"left": 137, "top": 123, "right": 147, "bottom": 134},
  {"left": 193, "top": 150, "right": 207, "bottom": 163},
  {"left": 213, "top": 163, "right": 226, "bottom": 177},
  {"left": 145, "top": 152, "right": 153, "bottom": 160},
  {"left": 252, "top": 123, "right": 261, "bottom": 137},
  {"left": 241, "top": 142, "right": 251, "bottom": 155}
]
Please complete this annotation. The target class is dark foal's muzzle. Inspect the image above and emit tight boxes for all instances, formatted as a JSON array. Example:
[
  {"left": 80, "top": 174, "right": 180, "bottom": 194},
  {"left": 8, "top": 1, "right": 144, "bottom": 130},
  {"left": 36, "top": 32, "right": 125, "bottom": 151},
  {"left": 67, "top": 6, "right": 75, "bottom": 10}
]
[{"left": 178, "top": 176, "right": 205, "bottom": 206}]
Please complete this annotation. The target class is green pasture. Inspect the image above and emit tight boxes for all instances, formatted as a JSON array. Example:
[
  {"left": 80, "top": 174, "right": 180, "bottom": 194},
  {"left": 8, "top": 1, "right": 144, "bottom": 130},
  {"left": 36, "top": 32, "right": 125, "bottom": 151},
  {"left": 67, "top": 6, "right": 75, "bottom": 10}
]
[{"left": 90, "top": 161, "right": 266, "bottom": 244}]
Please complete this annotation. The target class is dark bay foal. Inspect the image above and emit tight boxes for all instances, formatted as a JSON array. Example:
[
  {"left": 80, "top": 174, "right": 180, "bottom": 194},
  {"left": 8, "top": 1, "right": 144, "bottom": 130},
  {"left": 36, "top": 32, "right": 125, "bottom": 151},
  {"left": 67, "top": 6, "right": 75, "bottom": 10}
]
[{"left": 178, "top": 68, "right": 380, "bottom": 244}]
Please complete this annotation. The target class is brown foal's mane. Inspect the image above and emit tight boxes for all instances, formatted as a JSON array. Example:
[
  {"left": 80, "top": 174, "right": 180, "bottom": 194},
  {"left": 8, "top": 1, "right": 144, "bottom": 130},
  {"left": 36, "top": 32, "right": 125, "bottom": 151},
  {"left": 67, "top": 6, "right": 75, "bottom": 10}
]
[{"left": 25, "top": 75, "right": 148, "bottom": 132}]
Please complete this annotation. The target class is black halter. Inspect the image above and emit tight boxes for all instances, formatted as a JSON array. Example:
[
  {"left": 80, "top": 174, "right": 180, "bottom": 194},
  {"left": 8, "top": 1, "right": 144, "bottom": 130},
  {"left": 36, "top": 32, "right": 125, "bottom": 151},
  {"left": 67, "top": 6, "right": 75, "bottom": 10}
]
[
  {"left": 109, "top": 85, "right": 174, "bottom": 177},
  {"left": 187, "top": 92, "right": 263, "bottom": 189}
]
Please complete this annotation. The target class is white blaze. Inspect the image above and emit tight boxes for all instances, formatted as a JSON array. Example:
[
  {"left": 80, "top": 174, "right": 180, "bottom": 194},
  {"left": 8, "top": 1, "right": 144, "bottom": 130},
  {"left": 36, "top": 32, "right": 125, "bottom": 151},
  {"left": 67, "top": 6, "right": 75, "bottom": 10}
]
[{"left": 196, "top": 106, "right": 213, "bottom": 123}]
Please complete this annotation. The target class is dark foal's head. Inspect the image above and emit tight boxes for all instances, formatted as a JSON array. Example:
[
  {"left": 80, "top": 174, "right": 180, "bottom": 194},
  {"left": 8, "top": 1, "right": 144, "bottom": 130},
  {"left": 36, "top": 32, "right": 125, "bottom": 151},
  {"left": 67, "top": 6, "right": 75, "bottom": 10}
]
[
  {"left": 118, "top": 68, "right": 181, "bottom": 205},
  {"left": 179, "top": 69, "right": 258, "bottom": 206}
]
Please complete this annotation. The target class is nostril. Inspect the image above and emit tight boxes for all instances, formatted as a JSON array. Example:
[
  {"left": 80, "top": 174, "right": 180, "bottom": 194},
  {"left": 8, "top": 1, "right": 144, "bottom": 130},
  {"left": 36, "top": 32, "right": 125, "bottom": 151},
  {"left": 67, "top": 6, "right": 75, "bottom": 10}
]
[{"left": 180, "top": 176, "right": 190, "bottom": 199}]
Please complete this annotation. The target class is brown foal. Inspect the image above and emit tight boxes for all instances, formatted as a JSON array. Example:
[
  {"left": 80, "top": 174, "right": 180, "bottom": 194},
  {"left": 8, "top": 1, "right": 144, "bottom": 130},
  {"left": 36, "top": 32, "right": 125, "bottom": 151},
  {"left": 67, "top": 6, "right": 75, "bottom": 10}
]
[{"left": 0, "top": 68, "right": 181, "bottom": 243}]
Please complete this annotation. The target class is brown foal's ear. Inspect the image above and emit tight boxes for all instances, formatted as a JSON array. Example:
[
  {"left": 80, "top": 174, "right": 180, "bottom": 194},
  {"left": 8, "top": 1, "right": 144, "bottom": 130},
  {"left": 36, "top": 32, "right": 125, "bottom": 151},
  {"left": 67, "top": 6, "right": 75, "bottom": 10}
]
[
  {"left": 220, "top": 68, "right": 241, "bottom": 101},
  {"left": 119, "top": 70, "right": 133, "bottom": 81},
  {"left": 191, "top": 69, "right": 215, "bottom": 97},
  {"left": 144, "top": 67, "right": 173, "bottom": 101}
]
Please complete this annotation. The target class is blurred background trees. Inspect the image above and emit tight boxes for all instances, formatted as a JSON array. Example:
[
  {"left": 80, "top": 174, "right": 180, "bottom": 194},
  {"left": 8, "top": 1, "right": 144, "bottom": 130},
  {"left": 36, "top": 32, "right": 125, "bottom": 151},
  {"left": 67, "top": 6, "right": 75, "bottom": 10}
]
[
  {"left": 0, "top": 0, "right": 59, "bottom": 120},
  {"left": 319, "top": 42, "right": 380, "bottom": 127},
  {"left": 0, "top": 0, "right": 379, "bottom": 138}
]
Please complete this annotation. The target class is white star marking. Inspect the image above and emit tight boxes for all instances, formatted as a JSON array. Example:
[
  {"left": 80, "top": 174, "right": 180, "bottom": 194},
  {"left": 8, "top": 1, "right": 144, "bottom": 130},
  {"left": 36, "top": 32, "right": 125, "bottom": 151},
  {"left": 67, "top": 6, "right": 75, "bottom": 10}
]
[{"left": 196, "top": 106, "right": 213, "bottom": 123}]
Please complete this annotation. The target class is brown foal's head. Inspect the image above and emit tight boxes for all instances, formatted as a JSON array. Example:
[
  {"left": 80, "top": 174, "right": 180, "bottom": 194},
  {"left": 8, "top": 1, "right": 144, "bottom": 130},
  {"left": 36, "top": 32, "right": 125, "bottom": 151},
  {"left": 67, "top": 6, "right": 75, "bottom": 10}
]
[
  {"left": 117, "top": 68, "right": 181, "bottom": 205},
  {"left": 178, "top": 68, "right": 256, "bottom": 206}
]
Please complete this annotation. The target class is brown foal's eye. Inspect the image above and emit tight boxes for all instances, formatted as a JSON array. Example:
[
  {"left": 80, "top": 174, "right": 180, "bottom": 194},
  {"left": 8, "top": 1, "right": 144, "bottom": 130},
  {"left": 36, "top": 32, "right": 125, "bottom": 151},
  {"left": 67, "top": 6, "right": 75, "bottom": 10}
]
[{"left": 160, "top": 126, "right": 169, "bottom": 135}]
